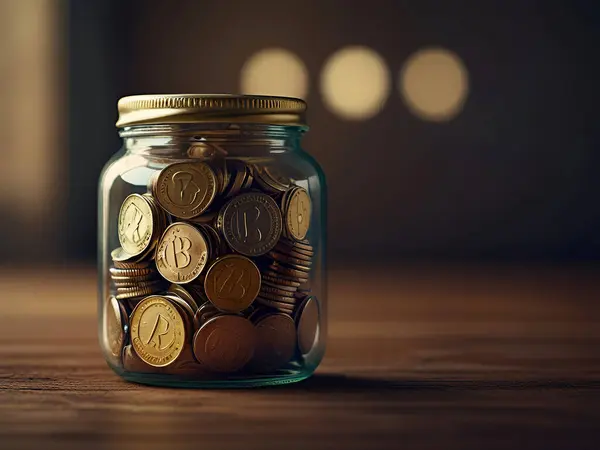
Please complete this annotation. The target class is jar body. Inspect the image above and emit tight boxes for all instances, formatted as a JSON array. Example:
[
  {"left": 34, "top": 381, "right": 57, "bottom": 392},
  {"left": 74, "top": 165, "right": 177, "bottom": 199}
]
[{"left": 98, "top": 124, "right": 326, "bottom": 387}]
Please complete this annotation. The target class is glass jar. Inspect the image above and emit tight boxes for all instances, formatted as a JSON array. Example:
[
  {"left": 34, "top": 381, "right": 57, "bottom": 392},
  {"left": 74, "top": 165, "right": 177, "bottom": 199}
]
[{"left": 98, "top": 95, "right": 326, "bottom": 387}]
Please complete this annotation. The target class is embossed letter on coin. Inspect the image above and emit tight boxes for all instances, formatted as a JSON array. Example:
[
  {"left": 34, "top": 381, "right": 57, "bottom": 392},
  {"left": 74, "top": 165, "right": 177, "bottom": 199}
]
[
  {"left": 156, "top": 222, "right": 209, "bottom": 284},
  {"left": 155, "top": 162, "right": 217, "bottom": 218},
  {"left": 204, "top": 255, "right": 261, "bottom": 313},
  {"left": 219, "top": 192, "right": 282, "bottom": 256},
  {"left": 130, "top": 296, "right": 186, "bottom": 367}
]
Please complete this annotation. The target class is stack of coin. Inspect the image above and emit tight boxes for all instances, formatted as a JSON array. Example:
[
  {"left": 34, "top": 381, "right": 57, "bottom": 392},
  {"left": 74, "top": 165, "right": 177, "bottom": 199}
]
[
  {"left": 222, "top": 160, "right": 254, "bottom": 199},
  {"left": 108, "top": 158, "right": 322, "bottom": 377},
  {"left": 252, "top": 164, "right": 292, "bottom": 195},
  {"left": 110, "top": 248, "right": 165, "bottom": 305}
]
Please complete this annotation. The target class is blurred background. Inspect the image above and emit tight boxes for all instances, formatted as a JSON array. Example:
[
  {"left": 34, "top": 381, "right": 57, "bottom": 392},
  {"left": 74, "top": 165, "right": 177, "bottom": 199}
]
[{"left": 1, "top": 0, "right": 599, "bottom": 265}]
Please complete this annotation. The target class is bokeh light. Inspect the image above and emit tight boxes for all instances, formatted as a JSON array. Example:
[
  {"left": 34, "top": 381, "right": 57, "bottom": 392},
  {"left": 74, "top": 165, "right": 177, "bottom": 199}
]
[
  {"left": 399, "top": 47, "right": 469, "bottom": 121},
  {"left": 240, "top": 48, "right": 309, "bottom": 99},
  {"left": 320, "top": 46, "right": 390, "bottom": 120}
]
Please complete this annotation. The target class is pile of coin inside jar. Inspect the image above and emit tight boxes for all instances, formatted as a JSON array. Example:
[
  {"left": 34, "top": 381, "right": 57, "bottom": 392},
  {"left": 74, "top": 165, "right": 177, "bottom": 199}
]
[{"left": 103, "top": 159, "right": 320, "bottom": 377}]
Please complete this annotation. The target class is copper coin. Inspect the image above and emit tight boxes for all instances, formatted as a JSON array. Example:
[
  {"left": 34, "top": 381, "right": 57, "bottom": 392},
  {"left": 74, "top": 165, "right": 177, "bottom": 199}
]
[
  {"left": 257, "top": 290, "right": 297, "bottom": 304},
  {"left": 192, "top": 315, "right": 256, "bottom": 373},
  {"left": 167, "top": 284, "right": 200, "bottom": 311},
  {"left": 295, "top": 295, "right": 320, "bottom": 355},
  {"left": 268, "top": 250, "right": 313, "bottom": 267},
  {"left": 250, "top": 313, "right": 296, "bottom": 372},
  {"left": 260, "top": 278, "right": 298, "bottom": 293},
  {"left": 204, "top": 255, "right": 261, "bottom": 313},
  {"left": 261, "top": 274, "right": 302, "bottom": 288},
  {"left": 260, "top": 283, "right": 298, "bottom": 297},
  {"left": 255, "top": 297, "right": 296, "bottom": 314}
]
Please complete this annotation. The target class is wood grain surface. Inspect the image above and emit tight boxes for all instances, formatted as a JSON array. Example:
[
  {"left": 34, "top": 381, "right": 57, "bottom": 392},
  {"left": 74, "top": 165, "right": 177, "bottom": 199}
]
[{"left": 1, "top": 265, "right": 599, "bottom": 450}]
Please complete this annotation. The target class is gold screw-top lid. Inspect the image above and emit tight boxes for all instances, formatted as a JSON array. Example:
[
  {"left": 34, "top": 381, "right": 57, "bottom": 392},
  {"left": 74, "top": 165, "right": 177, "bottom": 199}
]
[{"left": 116, "top": 94, "right": 307, "bottom": 128}]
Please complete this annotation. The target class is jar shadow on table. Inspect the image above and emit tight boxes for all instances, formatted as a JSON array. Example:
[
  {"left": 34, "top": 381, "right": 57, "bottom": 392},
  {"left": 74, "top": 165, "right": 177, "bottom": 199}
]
[{"left": 270, "top": 373, "right": 600, "bottom": 394}]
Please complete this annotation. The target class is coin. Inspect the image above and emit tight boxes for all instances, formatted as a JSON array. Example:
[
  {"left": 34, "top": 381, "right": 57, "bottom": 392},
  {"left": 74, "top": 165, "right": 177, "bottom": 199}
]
[
  {"left": 283, "top": 187, "right": 311, "bottom": 241},
  {"left": 268, "top": 250, "right": 313, "bottom": 267},
  {"left": 111, "top": 247, "right": 143, "bottom": 265},
  {"left": 295, "top": 295, "right": 320, "bottom": 355},
  {"left": 118, "top": 194, "right": 157, "bottom": 258},
  {"left": 155, "top": 222, "right": 209, "bottom": 284},
  {"left": 103, "top": 296, "right": 127, "bottom": 363},
  {"left": 280, "top": 237, "right": 313, "bottom": 252},
  {"left": 111, "top": 272, "right": 158, "bottom": 282},
  {"left": 204, "top": 255, "right": 261, "bottom": 313},
  {"left": 269, "top": 262, "right": 311, "bottom": 277},
  {"left": 262, "top": 270, "right": 307, "bottom": 285},
  {"left": 109, "top": 266, "right": 155, "bottom": 277},
  {"left": 115, "top": 284, "right": 162, "bottom": 300},
  {"left": 257, "top": 290, "right": 297, "bottom": 304},
  {"left": 193, "top": 315, "right": 256, "bottom": 373},
  {"left": 260, "top": 283, "right": 297, "bottom": 297},
  {"left": 255, "top": 297, "right": 295, "bottom": 314},
  {"left": 219, "top": 192, "right": 282, "bottom": 256},
  {"left": 167, "top": 284, "right": 200, "bottom": 311},
  {"left": 162, "top": 294, "right": 195, "bottom": 334},
  {"left": 272, "top": 244, "right": 313, "bottom": 262},
  {"left": 154, "top": 162, "right": 217, "bottom": 218},
  {"left": 249, "top": 313, "right": 296, "bottom": 372},
  {"left": 261, "top": 279, "right": 298, "bottom": 293},
  {"left": 261, "top": 274, "right": 302, "bottom": 288},
  {"left": 130, "top": 296, "right": 186, "bottom": 367},
  {"left": 253, "top": 164, "right": 291, "bottom": 194},
  {"left": 113, "top": 278, "right": 164, "bottom": 289},
  {"left": 122, "top": 345, "right": 157, "bottom": 373}
]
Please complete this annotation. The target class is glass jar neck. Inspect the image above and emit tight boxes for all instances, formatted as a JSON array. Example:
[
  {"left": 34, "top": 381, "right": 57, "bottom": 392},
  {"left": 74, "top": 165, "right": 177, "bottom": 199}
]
[{"left": 120, "top": 123, "right": 306, "bottom": 156}]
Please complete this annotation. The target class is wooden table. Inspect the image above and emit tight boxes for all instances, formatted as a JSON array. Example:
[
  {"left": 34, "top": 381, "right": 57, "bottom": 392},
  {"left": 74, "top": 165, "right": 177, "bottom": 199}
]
[{"left": 1, "top": 265, "right": 599, "bottom": 449}]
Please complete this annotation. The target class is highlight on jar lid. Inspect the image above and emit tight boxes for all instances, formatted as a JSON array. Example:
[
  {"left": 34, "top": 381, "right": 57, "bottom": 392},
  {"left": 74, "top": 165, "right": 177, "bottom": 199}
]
[{"left": 115, "top": 94, "right": 307, "bottom": 128}]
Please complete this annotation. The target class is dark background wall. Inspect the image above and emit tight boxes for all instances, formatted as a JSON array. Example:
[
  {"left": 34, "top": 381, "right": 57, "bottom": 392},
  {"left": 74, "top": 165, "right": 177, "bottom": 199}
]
[{"left": 66, "top": 0, "right": 600, "bottom": 263}]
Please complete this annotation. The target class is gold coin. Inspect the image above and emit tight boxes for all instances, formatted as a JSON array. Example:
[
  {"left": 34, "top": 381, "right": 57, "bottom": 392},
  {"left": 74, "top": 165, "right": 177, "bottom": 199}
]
[
  {"left": 103, "top": 296, "right": 127, "bottom": 363},
  {"left": 110, "top": 272, "right": 158, "bottom": 282},
  {"left": 118, "top": 194, "right": 156, "bottom": 257},
  {"left": 249, "top": 313, "right": 296, "bottom": 372},
  {"left": 262, "top": 270, "right": 306, "bottom": 285},
  {"left": 219, "top": 192, "right": 282, "bottom": 256},
  {"left": 115, "top": 285, "right": 162, "bottom": 300},
  {"left": 295, "top": 295, "right": 320, "bottom": 355},
  {"left": 204, "top": 255, "right": 261, "bottom": 313},
  {"left": 155, "top": 162, "right": 217, "bottom": 218},
  {"left": 113, "top": 279, "right": 162, "bottom": 289},
  {"left": 192, "top": 315, "right": 257, "bottom": 373},
  {"left": 130, "top": 296, "right": 186, "bottom": 367},
  {"left": 111, "top": 247, "right": 142, "bottom": 264},
  {"left": 109, "top": 266, "right": 154, "bottom": 277},
  {"left": 283, "top": 187, "right": 311, "bottom": 241},
  {"left": 155, "top": 222, "right": 209, "bottom": 284}
]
